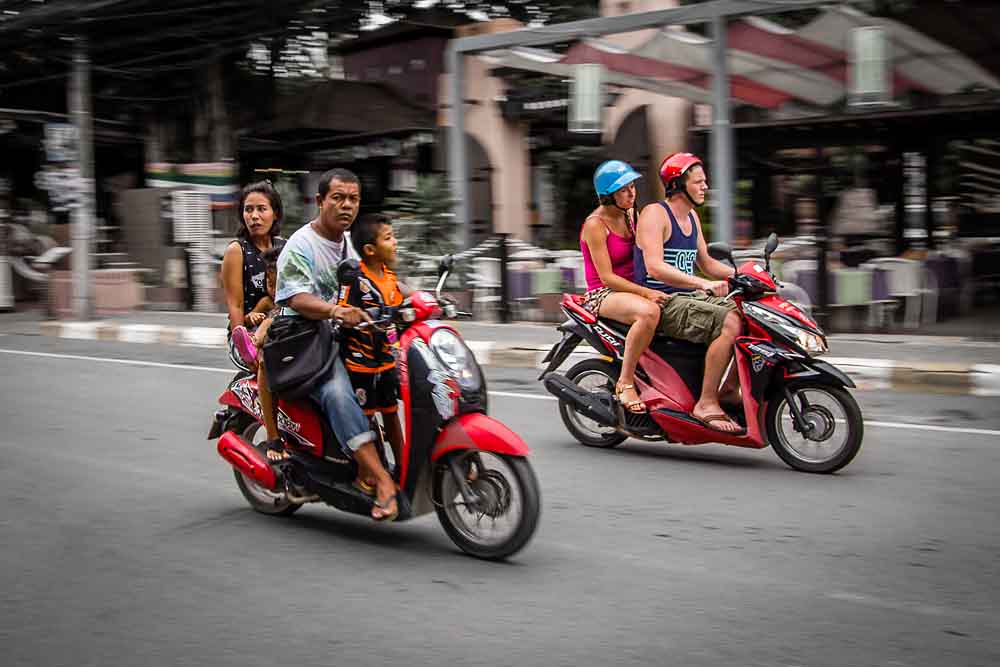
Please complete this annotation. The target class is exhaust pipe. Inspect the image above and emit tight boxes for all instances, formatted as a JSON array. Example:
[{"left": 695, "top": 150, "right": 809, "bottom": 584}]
[
  {"left": 217, "top": 431, "right": 278, "bottom": 491},
  {"left": 543, "top": 373, "right": 618, "bottom": 427}
]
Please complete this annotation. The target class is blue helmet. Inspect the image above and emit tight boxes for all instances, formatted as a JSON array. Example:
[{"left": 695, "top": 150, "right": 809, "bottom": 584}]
[{"left": 594, "top": 160, "right": 642, "bottom": 197}]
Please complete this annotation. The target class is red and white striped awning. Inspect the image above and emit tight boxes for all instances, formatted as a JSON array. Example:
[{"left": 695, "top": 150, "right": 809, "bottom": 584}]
[{"left": 492, "top": 5, "right": 1000, "bottom": 110}]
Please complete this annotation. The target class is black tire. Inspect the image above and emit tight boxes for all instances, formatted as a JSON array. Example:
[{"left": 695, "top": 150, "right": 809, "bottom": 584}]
[
  {"left": 559, "top": 358, "right": 627, "bottom": 448},
  {"left": 765, "top": 381, "right": 863, "bottom": 474},
  {"left": 435, "top": 454, "right": 541, "bottom": 560},
  {"left": 232, "top": 421, "right": 302, "bottom": 516}
]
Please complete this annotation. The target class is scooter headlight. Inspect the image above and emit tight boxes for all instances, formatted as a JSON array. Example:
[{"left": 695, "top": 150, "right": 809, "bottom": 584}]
[
  {"left": 429, "top": 328, "right": 482, "bottom": 390},
  {"left": 795, "top": 329, "right": 828, "bottom": 355},
  {"left": 744, "top": 303, "right": 828, "bottom": 356}
]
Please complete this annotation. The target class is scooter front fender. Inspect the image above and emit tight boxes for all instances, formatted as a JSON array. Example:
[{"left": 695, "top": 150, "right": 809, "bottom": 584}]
[{"left": 431, "top": 413, "right": 531, "bottom": 462}]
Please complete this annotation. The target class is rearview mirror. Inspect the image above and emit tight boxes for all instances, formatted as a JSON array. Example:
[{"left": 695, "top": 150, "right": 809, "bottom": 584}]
[
  {"left": 764, "top": 233, "right": 779, "bottom": 273},
  {"left": 438, "top": 254, "right": 454, "bottom": 276},
  {"left": 764, "top": 233, "right": 779, "bottom": 257},
  {"left": 707, "top": 242, "right": 735, "bottom": 267},
  {"left": 336, "top": 258, "right": 361, "bottom": 286}
]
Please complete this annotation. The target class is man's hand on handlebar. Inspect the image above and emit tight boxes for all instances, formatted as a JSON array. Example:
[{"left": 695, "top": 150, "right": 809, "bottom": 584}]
[
  {"left": 329, "top": 304, "right": 372, "bottom": 328},
  {"left": 703, "top": 280, "right": 730, "bottom": 298}
]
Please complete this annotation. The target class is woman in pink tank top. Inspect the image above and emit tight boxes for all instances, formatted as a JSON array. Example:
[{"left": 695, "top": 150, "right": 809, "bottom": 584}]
[{"left": 580, "top": 161, "right": 670, "bottom": 414}]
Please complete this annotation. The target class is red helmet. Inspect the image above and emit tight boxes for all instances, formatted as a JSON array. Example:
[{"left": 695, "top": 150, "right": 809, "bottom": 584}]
[{"left": 659, "top": 152, "right": 703, "bottom": 195}]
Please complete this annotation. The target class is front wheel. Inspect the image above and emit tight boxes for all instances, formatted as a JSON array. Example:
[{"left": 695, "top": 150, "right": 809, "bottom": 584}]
[
  {"left": 232, "top": 421, "right": 302, "bottom": 516},
  {"left": 434, "top": 452, "right": 540, "bottom": 560},
  {"left": 765, "top": 381, "right": 863, "bottom": 473}
]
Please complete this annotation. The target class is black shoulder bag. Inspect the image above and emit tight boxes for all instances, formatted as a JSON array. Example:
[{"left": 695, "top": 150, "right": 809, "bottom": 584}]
[{"left": 261, "top": 316, "right": 337, "bottom": 400}]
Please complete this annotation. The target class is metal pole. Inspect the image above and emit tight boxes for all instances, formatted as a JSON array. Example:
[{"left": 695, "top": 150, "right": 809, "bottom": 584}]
[
  {"left": 497, "top": 233, "right": 511, "bottom": 324},
  {"left": 815, "top": 146, "right": 830, "bottom": 331},
  {"left": 710, "top": 12, "right": 734, "bottom": 244},
  {"left": 70, "top": 36, "right": 96, "bottom": 320},
  {"left": 446, "top": 45, "right": 471, "bottom": 250},
  {"left": 0, "top": 177, "right": 11, "bottom": 311}
]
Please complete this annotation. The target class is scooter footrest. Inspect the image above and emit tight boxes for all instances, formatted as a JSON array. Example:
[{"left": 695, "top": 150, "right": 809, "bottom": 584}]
[{"left": 624, "top": 410, "right": 660, "bottom": 437}]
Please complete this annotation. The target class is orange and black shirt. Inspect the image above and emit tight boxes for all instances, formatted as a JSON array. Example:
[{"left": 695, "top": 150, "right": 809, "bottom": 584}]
[{"left": 338, "top": 263, "right": 403, "bottom": 373}]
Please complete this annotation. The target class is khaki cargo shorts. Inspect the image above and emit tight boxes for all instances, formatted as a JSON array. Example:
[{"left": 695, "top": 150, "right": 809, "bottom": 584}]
[{"left": 658, "top": 292, "right": 736, "bottom": 344}]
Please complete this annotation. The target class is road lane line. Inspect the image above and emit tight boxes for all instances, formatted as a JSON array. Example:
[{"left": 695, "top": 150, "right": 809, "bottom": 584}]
[
  {"left": 0, "top": 348, "right": 233, "bottom": 374},
  {"left": 4, "top": 347, "right": 1000, "bottom": 438}
]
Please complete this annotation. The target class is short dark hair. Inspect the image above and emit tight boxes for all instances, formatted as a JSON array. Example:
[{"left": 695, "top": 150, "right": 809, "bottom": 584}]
[
  {"left": 351, "top": 212, "right": 391, "bottom": 256},
  {"left": 260, "top": 246, "right": 281, "bottom": 272},
  {"left": 317, "top": 168, "right": 360, "bottom": 199},
  {"left": 236, "top": 180, "right": 283, "bottom": 240}
]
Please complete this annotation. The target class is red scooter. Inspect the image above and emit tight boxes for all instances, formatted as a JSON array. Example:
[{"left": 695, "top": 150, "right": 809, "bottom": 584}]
[
  {"left": 209, "top": 257, "right": 540, "bottom": 560},
  {"left": 540, "top": 234, "right": 863, "bottom": 474}
]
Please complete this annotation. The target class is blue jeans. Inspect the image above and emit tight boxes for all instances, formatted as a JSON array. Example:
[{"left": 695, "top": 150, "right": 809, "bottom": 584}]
[{"left": 310, "top": 356, "right": 375, "bottom": 455}]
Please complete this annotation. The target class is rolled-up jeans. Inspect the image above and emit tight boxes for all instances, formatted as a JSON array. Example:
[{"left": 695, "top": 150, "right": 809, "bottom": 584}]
[{"left": 309, "top": 356, "right": 376, "bottom": 455}]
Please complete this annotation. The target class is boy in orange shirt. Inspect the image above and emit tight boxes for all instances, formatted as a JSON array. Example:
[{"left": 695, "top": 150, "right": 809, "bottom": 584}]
[{"left": 338, "top": 213, "right": 411, "bottom": 476}]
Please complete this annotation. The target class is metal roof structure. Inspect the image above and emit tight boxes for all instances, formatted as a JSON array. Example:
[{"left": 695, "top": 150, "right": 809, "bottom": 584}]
[{"left": 445, "top": 0, "right": 1000, "bottom": 245}]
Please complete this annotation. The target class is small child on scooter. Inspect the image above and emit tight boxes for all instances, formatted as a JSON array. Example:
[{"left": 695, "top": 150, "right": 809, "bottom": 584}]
[
  {"left": 230, "top": 247, "right": 281, "bottom": 366},
  {"left": 230, "top": 247, "right": 287, "bottom": 460},
  {"left": 338, "top": 213, "right": 412, "bottom": 481}
]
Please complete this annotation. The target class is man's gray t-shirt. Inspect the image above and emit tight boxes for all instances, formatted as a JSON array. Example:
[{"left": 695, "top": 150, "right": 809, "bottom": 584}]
[{"left": 275, "top": 222, "right": 360, "bottom": 316}]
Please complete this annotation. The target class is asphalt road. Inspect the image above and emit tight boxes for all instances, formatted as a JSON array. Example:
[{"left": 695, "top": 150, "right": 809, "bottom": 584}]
[{"left": 2, "top": 333, "right": 999, "bottom": 667}]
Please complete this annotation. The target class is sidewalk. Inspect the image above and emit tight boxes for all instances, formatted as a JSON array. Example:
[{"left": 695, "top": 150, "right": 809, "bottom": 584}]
[{"left": 2, "top": 308, "right": 998, "bottom": 396}]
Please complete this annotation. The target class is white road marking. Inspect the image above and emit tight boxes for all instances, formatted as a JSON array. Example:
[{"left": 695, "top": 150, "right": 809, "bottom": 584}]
[{"left": 3, "top": 347, "right": 1000, "bottom": 438}]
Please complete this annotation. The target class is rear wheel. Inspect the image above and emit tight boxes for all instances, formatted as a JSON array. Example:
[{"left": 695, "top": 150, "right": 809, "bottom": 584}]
[
  {"left": 559, "top": 358, "right": 626, "bottom": 448},
  {"left": 434, "top": 452, "right": 540, "bottom": 560},
  {"left": 232, "top": 421, "right": 302, "bottom": 516},
  {"left": 765, "top": 381, "right": 863, "bottom": 473}
]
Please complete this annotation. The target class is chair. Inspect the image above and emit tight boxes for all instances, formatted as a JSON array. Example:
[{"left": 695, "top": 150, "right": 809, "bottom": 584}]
[
  {"left": 828, "top": 267, "right": 873, "bottom": 331},
  {"left": 864, "top": 257, "right": 923, "bottom": 329},
  {"left": 470, "top": 256, "right": 501, "bottom": 320},
  {"left": 866, "top": 266, "right": 897, "bottom": 330}
]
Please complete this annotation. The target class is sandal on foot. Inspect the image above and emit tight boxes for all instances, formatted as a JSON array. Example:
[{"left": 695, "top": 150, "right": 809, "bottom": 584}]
[
  {"left": 694, "top": 413, "right": 746, "bottom": 435},
  {"left": 352, "top": 478, "right": 376, "bottom": 496},
  {"left": 372, "top": 492, "right": 400, "bottom": 523},
  {"left": 265, "top": 438, "right": 290, "bottom": 462},
  {"left": 615, "top": 383, "right": 647, "bottom": 414}
]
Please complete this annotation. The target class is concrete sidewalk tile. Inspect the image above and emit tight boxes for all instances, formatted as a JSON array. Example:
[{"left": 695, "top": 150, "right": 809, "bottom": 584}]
[
  {"left": 971, "top": 364, "right": 1000, "bottom": 397},
  {"left": 178, "top": 326, "right": 227, "bottom": 348},
  {"left": 158, "top": 327, "right": 181, "bottom": 346},
  {"left": 59, "top": 321, "right": 103, "bottom": 341},
  {"left": 890, "top": 362, "right": 973, "bottom": 395},
  {"left": 824, "top": 357, "right": 893, "bottom": 391},
  {"left": 118, "top": 324, "right": 163, "bottom": 345},
  {"left": 466, "top": 340, "right": 494, "bottom": 366}
]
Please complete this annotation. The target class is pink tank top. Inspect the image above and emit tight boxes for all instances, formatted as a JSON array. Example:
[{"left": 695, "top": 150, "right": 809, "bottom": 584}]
[{"left": 581, "top": 217, "right": 636, "bottom": 291}]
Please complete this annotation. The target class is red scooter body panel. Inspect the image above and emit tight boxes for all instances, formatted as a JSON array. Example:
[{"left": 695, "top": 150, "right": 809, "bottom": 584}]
[
  {"left": 757, "top": 293, "right": 819, "bottom": 331},
  {"left": 738, "top": 260, "right": 777, "bottom": 290},
  {"left": 217, "top": 379, "right": 325, "bottom": 457},
  {"left": 217, "top": 431, "right": 278, "bottom": 490},
  {"left": 647, "top": 411, "right": 763, "bottom": 447},
  {"left": 635, "top": 348, "right": 696, "bottom": 413},
  {"left": 431, "top": 413, "right": 531, "bottom": 461}
]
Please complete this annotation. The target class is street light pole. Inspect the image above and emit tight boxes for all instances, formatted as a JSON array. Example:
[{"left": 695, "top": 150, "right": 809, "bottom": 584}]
[
  {"left": 446, "top": 45, "right": 471, "bottom": 250},
  {"left": 69, "top": 36, "right": 96, "bottom": 320},
  {"left": 710, "top": 12, "right": 734, "bottom": 244}
]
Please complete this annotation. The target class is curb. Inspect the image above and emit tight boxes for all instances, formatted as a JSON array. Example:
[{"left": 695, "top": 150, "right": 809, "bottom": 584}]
[{"left": 35, "top": 320, "right": 1000, "bottom": 397}]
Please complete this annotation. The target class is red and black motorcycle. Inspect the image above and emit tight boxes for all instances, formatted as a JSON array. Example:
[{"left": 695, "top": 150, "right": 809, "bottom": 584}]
[
  {"left": 209, "top": 257, "right": 540, "bottom": 560},
  {"left": 540, "top": 234, "right": 863, "bottom": 474}
]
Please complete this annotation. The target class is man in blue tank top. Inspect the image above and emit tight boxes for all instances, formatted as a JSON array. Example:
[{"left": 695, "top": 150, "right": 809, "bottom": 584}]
[{"left": 635, "top": 153, "right": 743, "bottom": 434}]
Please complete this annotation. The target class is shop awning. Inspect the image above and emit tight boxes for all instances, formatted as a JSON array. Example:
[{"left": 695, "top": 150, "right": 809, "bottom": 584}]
[{"left": 485, "top": 4, "right": 1000, "bottom": 110}]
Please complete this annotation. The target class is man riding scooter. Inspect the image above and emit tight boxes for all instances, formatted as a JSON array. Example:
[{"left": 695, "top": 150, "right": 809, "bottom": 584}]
[{"left": 634, "top": 153, "right": 743, "bottom": 435}]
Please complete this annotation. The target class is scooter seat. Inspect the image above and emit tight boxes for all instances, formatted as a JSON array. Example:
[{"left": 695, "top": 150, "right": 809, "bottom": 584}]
[{"left": 598, "top": 317, "right": 707, "bottom": 356}]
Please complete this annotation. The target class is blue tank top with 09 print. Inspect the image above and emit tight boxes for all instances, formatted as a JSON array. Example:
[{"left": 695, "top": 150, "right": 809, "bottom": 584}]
[{"left": 634, "top": 201, "right": 699, "bottom": 294}]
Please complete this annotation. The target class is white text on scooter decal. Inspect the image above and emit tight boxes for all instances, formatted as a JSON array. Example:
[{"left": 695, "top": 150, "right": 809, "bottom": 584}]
[{"left": 594, "top": 326, "right": 623, "bottom": 352}]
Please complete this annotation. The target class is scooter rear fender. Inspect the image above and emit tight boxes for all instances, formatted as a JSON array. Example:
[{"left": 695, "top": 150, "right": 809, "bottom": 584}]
[{"left": 431, "top": 413, "right": 531, "bottom": 462}]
